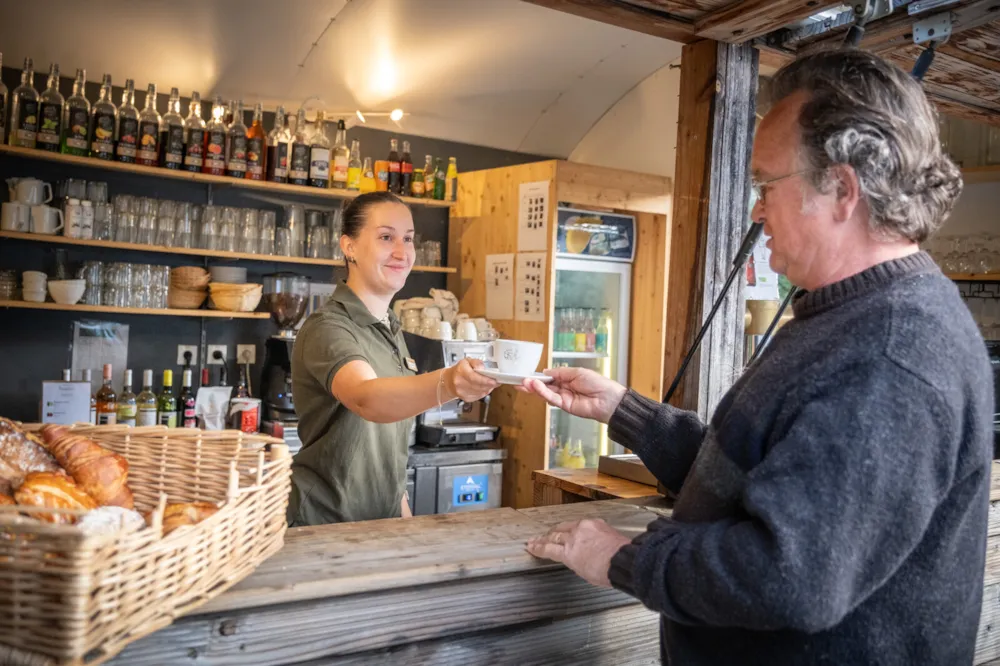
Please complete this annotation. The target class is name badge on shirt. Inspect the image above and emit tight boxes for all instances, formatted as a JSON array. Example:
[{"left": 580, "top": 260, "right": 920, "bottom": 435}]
[{"left": 405, "top": 357, "right": 418, "bottom": 372}]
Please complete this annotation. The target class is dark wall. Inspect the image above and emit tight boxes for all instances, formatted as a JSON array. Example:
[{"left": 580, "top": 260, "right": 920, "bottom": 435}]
[{"left": 0, "top": 66, "right": 549, "bottom": 421}]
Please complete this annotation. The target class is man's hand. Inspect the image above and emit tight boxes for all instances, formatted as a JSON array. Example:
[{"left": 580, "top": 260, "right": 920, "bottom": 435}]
[
  {"left": 526, "top": 519, "right": 632, "bottom": 588},
  {"left": 520, "top": 367, "right": 627, "bottom": 424}
]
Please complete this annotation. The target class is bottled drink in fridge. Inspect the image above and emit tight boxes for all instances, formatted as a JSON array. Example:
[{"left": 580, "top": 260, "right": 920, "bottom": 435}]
[
  {"left": 347, "top": 139, "right": 362, "bottom": 190},
  {"left": 585, "top": 309, "right": 596, "bottom": 353},
  {"left": 445, "top": 156, "right": 459, "bottom": 201},
  {"left": 595, "top": 309, "right": 610, "bottom": 355},
  {"left": 387, "top": 138, "right": 402, "bottom": 194},
  {"left": 95, "top": 363, "right": 117, "bottom": 425},
  {"left": 0, "top": 53, "right": 9, "bottom": 144},
  {"left": 89, "top": 74, "right": 116, "bottom": 160},
  {"left": 157, "top": 369, "right": 177, "bottom": 427},
  {"left": 115, "top": 79, "right": 139, "bottom": 163},
  {"left": 267, "top": 105, "right": 290, "bottom": 183},
  {"left": 182, "top": 91, "right": 206, "bottom": 172},
  {"left": 289, "top": 108, "right": 310, "bottom": 186},
  {"left": 400, "top": 141, "right": 413, "bottom": 194},
  {"left": 8, "top": 57, "right": 39, "bottom": 148},
  {"left": 61, "top": 68, "right": 90, "bottom": 156},
  {"left": 574, "top": 309, "right": 587, "bottom": 352},
  {"left": 225, "top": 99, "right": 248, "bottom": 178},
  {"left": 179, "top": 369, "right": 197, "bottom": 428},
  {"left": 117, "top": 369, "right": 137, "bottom": 426},
  {"left": 245, "top": 102, "right": 267, "bottom": 180},
  {"left": 331, "top": 119, "right": 349, "bottom": 189},
  {"left": 136, "top": 83, "right": 161, "bottom": 166},
  {"left": 309, "top": 111, "right": 332, "bottom": 188},
  {"left": 36, "top": 63, "right": 64, "bottom": 152},
  {"left": 136, "top": 369, "right": 158, "bottom": 426},
  {"left": 160, "top": 87, "right": 185, "bottom": 169}
]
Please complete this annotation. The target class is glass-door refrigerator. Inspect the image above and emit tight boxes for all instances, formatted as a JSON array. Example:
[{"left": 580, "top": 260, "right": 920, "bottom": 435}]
[{"left": 548, "top": 207, "right": 635, "bottom": 470}]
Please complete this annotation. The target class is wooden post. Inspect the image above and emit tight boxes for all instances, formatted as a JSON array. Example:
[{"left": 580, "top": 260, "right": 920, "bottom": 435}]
[{"left": 665, "top": 40, "right": 758, "bottom": 419}]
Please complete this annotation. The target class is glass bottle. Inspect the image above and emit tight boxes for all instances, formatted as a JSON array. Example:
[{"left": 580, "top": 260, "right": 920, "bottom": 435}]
[
  {"left": 433, "top": 157, "right": 446, "bottom": 200},
  {"left": 95, "top": 363, "right": 117, "bottom": 425},
  {"left": 400, "top": 141, "right": 413, "bottom": 196},
  {"left": 36, "top": 63, "right": 64, "bottom": 152},
  {"left": 289, "top": 108, "right": 310, "bottom": 186},
  {"left": 422, "top": 155, "right": 436, "bottom": 198},
  {"left": 266, "top": 105, "right": 290, "bottom": 183},
  {"left": 136, "top": 82, "right": 160, "bottom": 166},
  {"left": 115, "top": 79, "right": 139, "bottom": 163},
  {"left": 83, "top": 368, "right": 96, "bottom": 424},
  {"left": 8, "top": 57, "right": 39, "bottom": 148},
  {"left": 585, "top": 309, "right": 596, "bottom": 353},
  {"left": 331, "top": 118, "right": 350, "bottom": 189},
  {"left": 182, "top": 91, "right": 206, "bottom": 172},
  {"left": 359, "top": 156, "right": 376, "bottom": 193},
  {"left": 234, "top": 366, "right": 250, "bottom": 399},
  {"left": 157, "top": 369, "right": 177, "bottom": 427},
  {"left": 308, "top": 110, "right": 332, "bottom": 188},
  {"left": 346, "top": 139, "right": 362, "bottom": 191},
  {"left": 159, "top": 86, "right": 185, "bottom": 169},
  {"left": 595, "top": 309, "right": 610, "bottom": 355},
  {"left": 202, "top": 95, "right": 227, "bottom": 175},
  {"left": 245, "top": 102, "right": 266, "bottom": 180},
  {"left": 60, "top": 68, "right": 90, "bottom": 156},
  {"left": 0, "top": 53, "right": 8, "bottom": 145},
  {"left": 225, "top": 99, "right": 248, "bottom": 177},
  {"left": 117, "top": 369, "right": 137, "bottom": 426},
  {"left": 387, "top": 138, "right": 402, "bottom": 194},
  {"left": 179, "top": 369, "right": 197, "bottom": 428},
  {"left": 574, "top": 309, "right": 588, "bottom": 352},
  {"left": 445, "top": 156, "right": 459, "bottom": 201},
  {"left": 136, "top": 369, "right": 158, "bottom": 426},
  {"left": 89, "top": 73, "right": 116, "bottom": 160}
]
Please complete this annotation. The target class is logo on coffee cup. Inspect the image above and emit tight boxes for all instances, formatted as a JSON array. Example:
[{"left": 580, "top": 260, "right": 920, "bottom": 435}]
[{"left": 503, "top": 349, "right": 520, "bottom": 362}]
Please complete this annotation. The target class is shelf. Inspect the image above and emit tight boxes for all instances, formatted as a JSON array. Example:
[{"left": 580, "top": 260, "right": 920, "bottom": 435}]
[
  {"left": 0, "top": 231, "right": 456, "bottom": 273},
  {"left": 962, "top": 165, "right": 1000, "bottom": 185},
  {"left": 947, "top": 272, "right": 1000, "bottom": 282},
  {"left": 0, "top": 144, "right": 454, "bottom": 208},
  {"left": 0, "top": 299, "right": 269, "bottom": 319},
  {"left": 551, "top": 351, "right": 610, "bottom": 359}
]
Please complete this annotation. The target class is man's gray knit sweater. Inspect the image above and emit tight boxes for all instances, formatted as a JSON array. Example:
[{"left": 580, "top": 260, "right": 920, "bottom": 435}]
[{"left": 607, "top": 252, "right": 995, "bottom": 665}]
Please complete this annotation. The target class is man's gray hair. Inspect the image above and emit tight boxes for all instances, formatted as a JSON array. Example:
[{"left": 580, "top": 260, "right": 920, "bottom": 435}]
[{"left": 771, "top": 50, "right": 963, "bottom": 243}]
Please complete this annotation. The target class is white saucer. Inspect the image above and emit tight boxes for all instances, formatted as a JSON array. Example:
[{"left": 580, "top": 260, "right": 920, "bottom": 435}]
[{"left": 476, "top": 368, "right": 554, "bottom": 385}]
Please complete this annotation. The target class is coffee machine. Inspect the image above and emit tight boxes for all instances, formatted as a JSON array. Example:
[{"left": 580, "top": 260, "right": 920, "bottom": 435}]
[{"left": 260, "top": 272, "right": 310, "bottom": 453}]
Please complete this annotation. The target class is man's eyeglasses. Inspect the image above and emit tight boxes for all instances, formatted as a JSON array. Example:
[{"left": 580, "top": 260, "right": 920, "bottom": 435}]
[{"left": 750, "top": 168, "right": 822, "bottom": 204}]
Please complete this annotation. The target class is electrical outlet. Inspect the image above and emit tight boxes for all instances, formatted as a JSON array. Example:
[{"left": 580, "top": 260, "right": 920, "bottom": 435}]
[
  {"left": 237, "top": 344, "right": 256, "bottom": 365},
  {"left": 176, "top": 345, "right": 198, "bottom": 366},
  {"left": 207, "top": 345, "right": 228, "bottom": 365}
]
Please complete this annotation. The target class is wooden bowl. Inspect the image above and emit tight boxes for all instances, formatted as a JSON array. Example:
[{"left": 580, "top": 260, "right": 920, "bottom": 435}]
[
  {"left": 170, "top": 266, "right": 211, "bottom": 290},
  {"left": 209, "top": 283, "right": 262, "bottom": 312},
  {"left": 168, "top": 287, "right": 208, "bottom": 310}
]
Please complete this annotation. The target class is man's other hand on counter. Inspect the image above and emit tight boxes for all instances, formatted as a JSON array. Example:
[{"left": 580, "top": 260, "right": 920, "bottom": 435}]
[{"left": 526, "top": 519, "right": 631, "bottom": 588}]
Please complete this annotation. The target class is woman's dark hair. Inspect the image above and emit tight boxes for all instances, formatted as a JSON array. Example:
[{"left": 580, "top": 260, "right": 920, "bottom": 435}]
[{"left": 341, "top": 191, "right": 405, "bottom": 240}]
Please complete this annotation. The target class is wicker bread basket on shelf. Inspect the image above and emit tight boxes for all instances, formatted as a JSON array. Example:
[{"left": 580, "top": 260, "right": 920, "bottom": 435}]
[{"left": 0, "top": 424, "right": 291, "bottom": 666}]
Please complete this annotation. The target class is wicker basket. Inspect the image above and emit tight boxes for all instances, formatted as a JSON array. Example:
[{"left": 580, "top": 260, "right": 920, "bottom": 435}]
[
  {"left": 0, "top": 425, "right": 291, "bottom": 665},
  {"left": 209, "top": 282, "right": 263, "bottom": 312},
  {"left": 167, "top": 286, "right": 208, "bottom": 309},
  {"left": 169, "top": 266, "right": 211, "bottom": 290}
]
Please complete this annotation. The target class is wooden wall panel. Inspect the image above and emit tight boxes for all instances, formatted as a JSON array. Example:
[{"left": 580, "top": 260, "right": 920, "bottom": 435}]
[
  {"left": 554, "top": 161, "right": 673, "bottom": 214},
  {"left": 629, "top": 212, "right": 671, "bottom": 401}
]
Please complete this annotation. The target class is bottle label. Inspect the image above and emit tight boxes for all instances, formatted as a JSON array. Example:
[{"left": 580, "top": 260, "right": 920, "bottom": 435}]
[
  {"left": 347, "top": 166, "right": 361, "bottom": 190},
  {"left": 65, "top": 107, "right": 89, "bottom": 150},
  {"left": 184, "top": 128, "right": 205, "bottom": 167},
  {"left": 136, "top": 408, "right": 157, "bottom": 427},
  {"left": 36, "top": 102, "right": 61, "bottom": 149},
  {"left": 401, "top": 162, "right": 413, "bottom": 175},
  {"left": 246, "top": 137, "right": 264, "bottom": 177},
  {"left": 97, "top": 412, "right": 117, "bottom": 426},
  {"left": 15, "top": 98, "right": 38, "bottom": 143},
  {"left": 117, "top": 117, "right": 138, "bottom": 158},
  {"left": 158, "top": 411, "right": 177, "bottom": 427},
  {"left": 204, "top": 129, "right": 226, "bottom": 170},
  {"left": 90, "top": 408, "right": 97, "bottom": 425},
  {"left": 163, "top": 125, "right": 184, "bottom": 164},
  {"left": 137, "top": 120, "right": 159, "bottom": 162},
  {"left": 91, "top": 110, "right": 115, "bottom": 156},
  {"left": 120, "top": 417, "right": 137, "bottom": 427},
  {"left": 0, "top": 93, "right": 6, "bottom": 134},
  {"left": 309, "top": 146, "right": 331, "bottom": 182},
  {"left": 268, "top": 143, "right": 288, "bottom": 179},
  {"left": 388, "top": 161, "right": 401, "bottom": 174},
  {"left": 411, "top": 179, "right": 425, "bottom": 196},
  {"left": 227, "top": 134, "right": 248, "bottom": 174},
  {"left": 183, "top": 403, "right": 196, "bottom": 428},
  {"left": 333, "top": 155, "right": 349, "bottom": 183},
  {"left": 289, "top": 144, "right": 310, "bottom": 181},
  {"left": 118, "top": 405, "right": 138, "bottom": 425}
]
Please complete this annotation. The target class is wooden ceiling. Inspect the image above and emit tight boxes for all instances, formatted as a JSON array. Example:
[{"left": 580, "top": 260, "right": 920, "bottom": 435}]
[{"left": 525, "top": 0, "right": 1000, "bottom": 126}]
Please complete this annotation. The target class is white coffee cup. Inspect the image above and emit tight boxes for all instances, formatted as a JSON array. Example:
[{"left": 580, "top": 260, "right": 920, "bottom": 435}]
[
  {"left": 15, "top": 178, "right": 53, "bottom": 206},
  {"left": 30, "top": 205, "right": 64, "bottom": 235},
  {"left": 1, "top": 202, "right": 30, "bottom": 231},
  {"left": 22, "top": 288, "right": 46, "bottom": 303},
  {"left": 487, "top": 339, "right": 544, "bottom": 375},
  {"left": 437, "top": 321, "right": 453, "bottom": 341},
  {"left": 458, "top": 320, "right": 478, "bottom": 341}
]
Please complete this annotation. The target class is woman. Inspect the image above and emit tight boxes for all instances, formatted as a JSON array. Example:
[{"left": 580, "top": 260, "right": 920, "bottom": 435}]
[{"left": 288, "top": 191, "right": 497, "bottom": 526}]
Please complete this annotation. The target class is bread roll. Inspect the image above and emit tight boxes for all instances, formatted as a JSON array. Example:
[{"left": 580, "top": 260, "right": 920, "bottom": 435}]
[
  {"left": 15, "top": 472, "right": 98, "bottom": 524},
  {"left": 38, "top": 425, "right": 134, "bottom": 509},
  {"left": 0, "top": 418, "right": 61, "bottom": 495},
  {"left": 150, "top": 501, "right": 220, "bottom": 536},
  {"left": 0, "top": 493, "right": 14, "bottom": 506}
]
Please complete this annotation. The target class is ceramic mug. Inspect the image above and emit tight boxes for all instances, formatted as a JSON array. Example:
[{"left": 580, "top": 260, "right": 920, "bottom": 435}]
[
  {"left": 30, "top": 205, "right": 64, "bottom": 235},
  {"left": 486, "top": 339, "right": 544, "bottom": 376},
  {"left": 15, "top": 178, "right": 53, "bottom": 206},
  {"left": 458, "top": 320, "right": 478, "bottom": 341},
  {"left": 437, "top": 321, "right": 453, "bottom": 341},
  {"left": 1, "top": 202, "right": 30, "bottom": 231}
]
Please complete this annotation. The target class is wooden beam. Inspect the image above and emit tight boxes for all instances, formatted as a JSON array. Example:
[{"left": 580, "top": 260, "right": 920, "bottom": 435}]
[
  {"left": 522, "top": 0, "right": 696, "bottom": 42},
  {"left": 927, "top": 91, "right": 1000, "bottom": 128},
  {"left": 756, "top": 42, "right": 796, "bottom": 73},
  {"left": 696, "top": 0, "right": 842, "bottom": 43}
]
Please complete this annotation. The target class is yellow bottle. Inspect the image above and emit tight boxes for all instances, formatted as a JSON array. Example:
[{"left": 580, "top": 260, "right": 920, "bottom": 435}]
[
  {"left": 445, "top": 156, "right": 458, "bottom": 201},
  {"left": 359, "top": 156, "right": 376, "bottom": 194},
  {"left": 568, "top": 440, "right": 587, "bottom": 469}
]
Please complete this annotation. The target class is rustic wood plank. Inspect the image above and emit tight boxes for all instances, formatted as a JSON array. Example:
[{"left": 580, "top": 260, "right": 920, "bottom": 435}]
[
  {"left": 519, "top": 499, "right": 666, "bottom": 536},
  {"left": 630, "top": 212, "right": 671, "bottom": 401},
  {"left": 554, "top": 161, "right": 672, "bottom": 215},
  {"left": 991, "top": 462, "right": 1000, "bottom": 502},
  {"left": 977, "top": 582, "right": 1000, "bottom": 664},
  {"left": 533, "top": 468, "right": 663, "bottom": 501},
  {"left": 534, "top": 481, "right": 587, "bottom": 506},
  {"left": 696, "top": 0, "right": 842, "bottom": 42},
  {"left": 523, "top": 0, "right": 697, "bottom": 42},
  {"left": 928, "top": 91, "right": 1000, "bottom": 128},
  {"left": 941, "top": 23, "right": 1000, "bottom": 73},
  {"left": 298, "top": 605, "right": 661, "bottom": 666},
  {"left": 756, "top": 43, "right": 796, "bottom": 73},
  {"left": 891, "top": 45, "right": 1000, "bottom": 106},
  {"left": 985, "top": 535, "right": 1000, "bottom": 588}
]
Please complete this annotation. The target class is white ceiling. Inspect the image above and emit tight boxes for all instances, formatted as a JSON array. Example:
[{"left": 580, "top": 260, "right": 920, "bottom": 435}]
[{"left": 0, "top": 0, "right": 682, "bottom": 157}]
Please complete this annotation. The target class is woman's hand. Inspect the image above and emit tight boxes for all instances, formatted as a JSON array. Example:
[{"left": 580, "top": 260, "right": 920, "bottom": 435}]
[
  {"left": 445, "top": 358, "right": 499, "bottom": 402},
  {"left": 521, "top": 367, "right": 627, "bottom": 424}
]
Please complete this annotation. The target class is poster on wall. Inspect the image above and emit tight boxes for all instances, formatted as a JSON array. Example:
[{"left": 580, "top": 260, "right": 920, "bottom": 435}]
[
  {"left": 745, "top": 234, "right": 780, "bottom": 300},
  {"left": 485, "top": 253, "right": 515, "bottom": 320},
  {"left": 515, "top": 252, "right": 547, "bottom": 322},
  {"left": 518, "top": 181, "right": 550, "bottom": 253},
  {"left": 71, "top": 321, "right": 129, "bottom": 394}
]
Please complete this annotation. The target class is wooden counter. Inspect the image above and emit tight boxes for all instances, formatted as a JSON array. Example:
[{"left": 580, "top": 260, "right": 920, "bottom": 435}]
[{"left": 532, "top": 468, "right": 662, "bottom": 506}]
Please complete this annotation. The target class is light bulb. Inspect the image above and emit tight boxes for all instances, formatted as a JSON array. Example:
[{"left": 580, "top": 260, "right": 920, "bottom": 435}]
[
  {"left": 390, "top": 108, "right": 404, "bottom": 122},
  {"left": 356, "top": 110, "right": 366, "bottom": 124}
]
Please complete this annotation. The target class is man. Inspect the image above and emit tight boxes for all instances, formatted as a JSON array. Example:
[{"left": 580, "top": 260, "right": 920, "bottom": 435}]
[{"left": 523, "top": 50, "right": 994, "bottom": 665}]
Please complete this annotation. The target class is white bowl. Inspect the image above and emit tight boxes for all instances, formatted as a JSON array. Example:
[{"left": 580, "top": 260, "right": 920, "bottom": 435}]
[
  {"left": 209, "top": 266, "right": 247, "bottom": 284},
  {"left": 48, "top": 279, "right": 86, "bottom": 305},
  {"left": 22, "top": 289, "right": 47, "bottom": 303}
]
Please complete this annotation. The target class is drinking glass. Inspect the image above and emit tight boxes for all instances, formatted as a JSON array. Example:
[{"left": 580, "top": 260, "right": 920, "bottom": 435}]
[
  {"left": 93, "top": 202, "right": 113, "bottom": 241},
  {"left": 174, "top": 204, "right": 195, "bottom": 248},
  {"left": 112, "top": 194, "right": 133, "bottom": 214},
  {"left": 219, "top": 207, "right": 238, "bottom": 252},
  {"left": 276, "top": 227, "right": 292, "bottom": 257},
  {"left": 131, "top": 264, "right": 151, "bottom": 308},
  {"left": 258, "top": 211, "right": 276, "bottom": 255},
  {"left": 307, "top": 225, "right": 330, "bottom": 259},
  {"left": 136, "top": 213, "right": 156, "bottom": 245},
  {"left": 114, "top": 210, "right": 137, "bottom": 243},
  {"left": 77, "top": 261, "right": 103, "bottom": 305},
  {"left": 200, "top": 206, "right": 220, "bottom": 250},
  {"left": 156, "top": 213, "right": 176, "bottom": 247},
  {"left": 238, "top": 208, "right": 259, "bottom": 254},
  {"left": 86, "top": 181, "right": 108, "bottom": 204}
]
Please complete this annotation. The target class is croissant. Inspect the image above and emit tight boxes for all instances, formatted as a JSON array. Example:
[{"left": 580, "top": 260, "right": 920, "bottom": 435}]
[
  {"left": 0, "top": 418, "right": 61, "bottom": 495},
  {"left": 0, "top": 493, "right": 14, "bottom": 506},
  {"left": 38, "top": 425, "right": 134, "bottom": 509},
  {"left": 150, "top": 502, "right": 219, "bottom": 536},
  {"left": 15, "top": 472, "right": 98, "bottom": 524}
]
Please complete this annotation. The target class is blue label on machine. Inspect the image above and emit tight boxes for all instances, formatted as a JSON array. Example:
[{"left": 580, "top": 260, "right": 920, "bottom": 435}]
[{"left": 453, "top": 474, "right": 489, "bottom": 506}]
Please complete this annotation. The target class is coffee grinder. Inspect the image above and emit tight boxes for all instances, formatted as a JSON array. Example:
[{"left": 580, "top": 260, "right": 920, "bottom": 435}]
[{"left": 260, "top": 272, "right": 310, "bottom": 452}]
